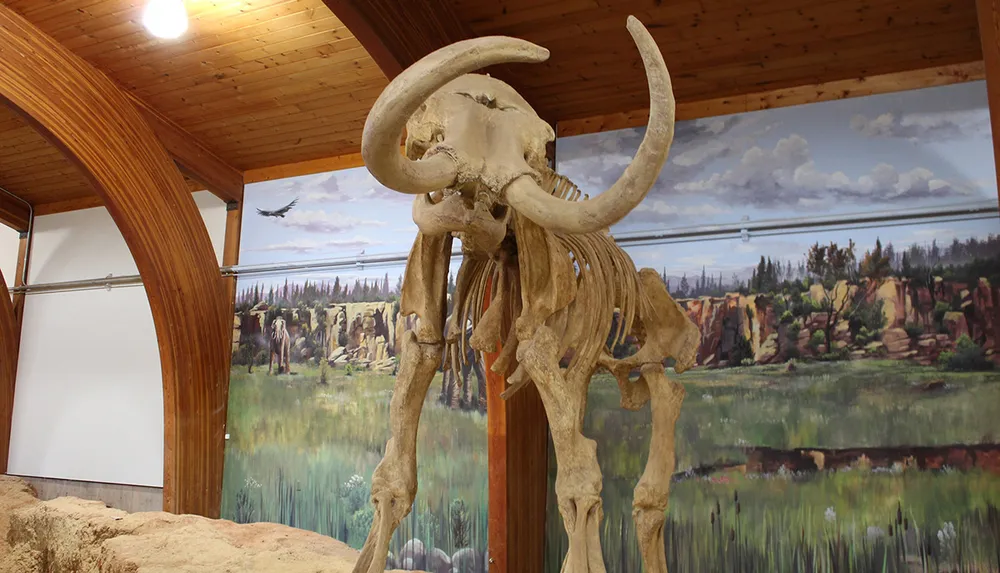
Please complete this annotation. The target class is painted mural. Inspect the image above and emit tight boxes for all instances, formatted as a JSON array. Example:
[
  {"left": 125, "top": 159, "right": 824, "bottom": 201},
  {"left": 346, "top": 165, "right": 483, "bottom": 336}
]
[
  {"left": 221, "top": 163, "right": 485, "bottom": 571},
  {"left": 545, "top": 80, "right": 1000, "bottom": 572},
  {"left": 220, "top": 78, "right": 1000, "bottom": 573}
]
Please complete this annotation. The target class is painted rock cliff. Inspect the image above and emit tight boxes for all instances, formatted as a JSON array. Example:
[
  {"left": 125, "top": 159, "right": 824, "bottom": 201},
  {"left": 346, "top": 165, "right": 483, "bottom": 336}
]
[{"left": 676, "top": 276, "right": 998, "bottom": 367}]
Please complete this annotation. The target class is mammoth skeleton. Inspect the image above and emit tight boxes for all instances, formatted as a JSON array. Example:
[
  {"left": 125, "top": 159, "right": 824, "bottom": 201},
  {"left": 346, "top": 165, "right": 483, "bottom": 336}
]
[{"left": 352, "top": 16, "right": 700, "bottom": 573}]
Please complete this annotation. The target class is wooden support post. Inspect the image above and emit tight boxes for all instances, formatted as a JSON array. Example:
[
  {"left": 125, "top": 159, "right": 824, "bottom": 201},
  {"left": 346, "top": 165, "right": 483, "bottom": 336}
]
[
  {"left": 223, "top": 200, "right": 243, "bottom": 306},
  {"left": 484, "top": 281, "right": 550, "bottom": 572},
  {"left": 977, "top": 0, "right": 1000, "bottom": 206},
  {"left": 484, "top": 327, "right": 508, "bottom": 573},
  {"left": 221, "top": 200, "right": 243, "bottom": 426},
  {"left": 12, "top": 232, "right": 30, "bottom": 337},
  {"left": 975, "top": 0, "right": 1000, "bottom": 352}
]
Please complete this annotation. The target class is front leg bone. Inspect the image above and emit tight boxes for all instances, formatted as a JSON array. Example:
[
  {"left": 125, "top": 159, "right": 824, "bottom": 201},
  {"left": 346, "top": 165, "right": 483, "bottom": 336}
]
[
  {"left": 353, "top": 231, "right": 452, "bottom": 573},
  {"left": 352, "top": 331, "right": 443, "bottom": 573}
]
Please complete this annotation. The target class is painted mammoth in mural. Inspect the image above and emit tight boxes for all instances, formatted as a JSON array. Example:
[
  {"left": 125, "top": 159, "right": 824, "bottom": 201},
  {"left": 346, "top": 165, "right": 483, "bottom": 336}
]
[
  {"left": 352, "top": 16, "right": 700, "bottom": 573},
  {"left": 268, "top": 316, "right": 291, "bottom": 375}
]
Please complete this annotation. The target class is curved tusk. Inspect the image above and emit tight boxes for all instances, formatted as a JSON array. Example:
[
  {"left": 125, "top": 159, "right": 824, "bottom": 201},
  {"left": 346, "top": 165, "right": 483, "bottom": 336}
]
[
  {"left": 505, "top": 15, "right": 675, "bottom": 234},
  {"left": 362, "top": 36, "right": 550, "bottom": 195}
]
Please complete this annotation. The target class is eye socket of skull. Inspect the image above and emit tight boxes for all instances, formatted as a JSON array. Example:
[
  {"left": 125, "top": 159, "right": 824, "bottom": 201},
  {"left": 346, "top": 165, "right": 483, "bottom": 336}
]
[{"left": 404, "top": 103, "right": 442, "bottom": 161}]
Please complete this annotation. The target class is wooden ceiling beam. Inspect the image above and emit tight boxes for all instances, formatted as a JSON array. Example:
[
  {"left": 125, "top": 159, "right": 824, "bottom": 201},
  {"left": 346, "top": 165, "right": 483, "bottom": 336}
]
[
  {"left": 126, "top": 94, "right": 244, "bottom": 204},
  {"left": 557, "top": 60, "right": 986, "bottom": 137},
  {"left": 321, "top": 0, "right": 473, "bottom": 80},
  {"left": 244, "top": 151, "right": 366, "bottom": 184},
  {"left": 0, "top": 192, "right": 30, "bottom": 232},
  {"left": 319, "top": 0, "right": 544, "bottom": 122}
]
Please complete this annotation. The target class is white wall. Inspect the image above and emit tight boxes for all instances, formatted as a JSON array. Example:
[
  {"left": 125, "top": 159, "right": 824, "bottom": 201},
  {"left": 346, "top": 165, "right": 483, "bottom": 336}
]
[
  {"left": 7, "top": 191, "right": 227, "bottom": 487},
  {"left": 0, "top": 224, "right": 20, "bottom": 289}
]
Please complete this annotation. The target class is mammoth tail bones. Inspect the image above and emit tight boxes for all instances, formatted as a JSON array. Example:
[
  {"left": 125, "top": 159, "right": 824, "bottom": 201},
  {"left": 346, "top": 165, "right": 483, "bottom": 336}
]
[{"left": 350, "top": 15, "right": 700, "bottom": 573}]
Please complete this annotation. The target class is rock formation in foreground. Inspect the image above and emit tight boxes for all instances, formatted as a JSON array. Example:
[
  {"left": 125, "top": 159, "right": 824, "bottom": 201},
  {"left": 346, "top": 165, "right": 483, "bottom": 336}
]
[{"left": 0, "top": 476, "right": 422, "bottom": 573}]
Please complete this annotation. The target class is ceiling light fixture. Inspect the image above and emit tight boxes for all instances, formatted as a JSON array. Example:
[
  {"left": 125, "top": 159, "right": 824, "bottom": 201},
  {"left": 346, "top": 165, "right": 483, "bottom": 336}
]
[{"left": 142, "top": 0, "right": 188, "bottom": 39}]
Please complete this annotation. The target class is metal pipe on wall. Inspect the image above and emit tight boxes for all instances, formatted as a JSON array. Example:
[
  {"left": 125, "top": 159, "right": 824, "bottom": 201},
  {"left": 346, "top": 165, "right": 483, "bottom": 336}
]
[{"left": 9, "top": 199, "right": 998, "bottom": 296}]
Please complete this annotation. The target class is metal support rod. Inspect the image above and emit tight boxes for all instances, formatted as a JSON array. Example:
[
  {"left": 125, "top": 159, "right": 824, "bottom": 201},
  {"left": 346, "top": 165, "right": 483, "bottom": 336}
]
[
  {"left": 609, "top": 200, "right": 999, "bottom": 245},
  {"left": 9, "top": 200, "right": 999, "bottom": 295}
]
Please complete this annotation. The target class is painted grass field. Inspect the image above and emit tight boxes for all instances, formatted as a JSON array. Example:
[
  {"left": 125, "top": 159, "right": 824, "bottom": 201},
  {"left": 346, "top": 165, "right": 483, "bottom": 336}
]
[
  {"left": 220, "top": 359, "right": 1000, "bottom": 572},
  {"left": 220, "top": 364, "right": 490, "bottom": 563},
  {"left": 545, "top": 361, "right": 1000, "bottom": 572}
]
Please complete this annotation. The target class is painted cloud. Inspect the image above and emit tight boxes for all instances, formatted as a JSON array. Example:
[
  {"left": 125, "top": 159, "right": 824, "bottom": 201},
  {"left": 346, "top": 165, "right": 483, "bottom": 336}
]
[
  {"left": 849, "top": 108, "right": 990, "bottom": 142},
  {"left": 675, "top": 133, "right": 976, "bottom": 209},
  {"left": 557, "top": 81, "right": 995, "bottom": 230},
  {"left": 268, "top": 166, "right": 406, "bottom": 204},
  {"left": 272, "top": 210, "right": 386, "bottom": 234}
]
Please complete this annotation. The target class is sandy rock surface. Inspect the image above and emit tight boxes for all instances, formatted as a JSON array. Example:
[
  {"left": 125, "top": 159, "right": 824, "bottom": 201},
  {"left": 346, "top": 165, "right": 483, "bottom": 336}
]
[{"left": 0, "top": 476, "right": 421, "bottom": 573}]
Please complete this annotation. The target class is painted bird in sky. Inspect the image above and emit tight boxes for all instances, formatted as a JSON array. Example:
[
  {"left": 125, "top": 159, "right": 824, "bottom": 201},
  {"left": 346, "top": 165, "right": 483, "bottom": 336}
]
[{"left": 256, "top": 198, "right": 298, "bottom": 218}]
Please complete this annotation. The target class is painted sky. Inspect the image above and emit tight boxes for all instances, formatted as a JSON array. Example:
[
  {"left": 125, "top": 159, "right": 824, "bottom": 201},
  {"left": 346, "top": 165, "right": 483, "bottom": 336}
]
[
  {"left": 558, "top": 80, "right": 997, "bottom": 233},
  {"left": 237, "top": 214, "right": 1000, "bottom": 295},
  {"left": 238, "top": 80, "right": 999, "bottom": 289},
  {"left": 240, "top": 165, "right": 416, "bottom": 267}
]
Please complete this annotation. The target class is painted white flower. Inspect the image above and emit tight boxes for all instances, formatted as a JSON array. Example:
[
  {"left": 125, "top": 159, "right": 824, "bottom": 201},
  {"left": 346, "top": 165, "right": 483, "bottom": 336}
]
[
  {"left": 825, "top": 507, "right": 836, "bottom": 522},
  {"left": 343, "top": 474, "right": 365, "bottom": 490},
  {"left": 937, "top": 521, "right": 957, "bottom": 543},
  {"left": 866, "top": 526, "right": 885, "bottom": 539}
]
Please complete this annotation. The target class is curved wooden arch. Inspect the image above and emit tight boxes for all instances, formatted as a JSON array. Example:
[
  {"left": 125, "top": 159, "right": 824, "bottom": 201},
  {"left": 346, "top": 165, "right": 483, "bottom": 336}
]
[
  {"left": 0, "top": 5, "right": 230, "bottom": 517},
  {"left": 0, "top": 270, "right": 18, "bottom": 476}
]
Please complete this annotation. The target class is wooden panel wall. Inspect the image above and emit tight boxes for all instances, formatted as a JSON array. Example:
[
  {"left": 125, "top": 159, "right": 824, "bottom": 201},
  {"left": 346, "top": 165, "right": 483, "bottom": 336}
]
[{"left": 0, "top": 4, "right": 230, "bottom": 517}]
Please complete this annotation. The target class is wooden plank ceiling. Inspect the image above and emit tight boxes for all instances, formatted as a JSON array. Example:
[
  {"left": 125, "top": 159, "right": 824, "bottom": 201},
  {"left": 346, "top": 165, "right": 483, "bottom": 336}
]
[
  {"left": 451, "top": 0, "right": 985, "bottom": 123},
  {"left": 0, "top": 0, "right": 987, "bottom": 222},
  {"left": 0, "top": 0, "right": 388, "bottom": 217}
]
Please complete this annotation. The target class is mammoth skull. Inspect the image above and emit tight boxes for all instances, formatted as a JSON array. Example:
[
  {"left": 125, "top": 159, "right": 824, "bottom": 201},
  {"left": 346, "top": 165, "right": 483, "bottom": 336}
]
[{"left": 361, "top": 16, "right": 676, "bottom": 248}]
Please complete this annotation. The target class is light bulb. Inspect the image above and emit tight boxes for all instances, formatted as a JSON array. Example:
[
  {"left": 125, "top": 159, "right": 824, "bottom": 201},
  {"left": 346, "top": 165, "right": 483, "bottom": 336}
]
[{"left": 142, "top": 0, "right": 188, "bottom": 39}]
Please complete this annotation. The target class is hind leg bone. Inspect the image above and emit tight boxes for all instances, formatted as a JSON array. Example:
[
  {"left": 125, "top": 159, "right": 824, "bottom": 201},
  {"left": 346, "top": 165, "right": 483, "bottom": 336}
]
[
  {"left": 518, "top": 325, "right": 606, "bottom": 573},
  {"left": 632, "top": 363, "right": 685, "bottom": 573}
]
